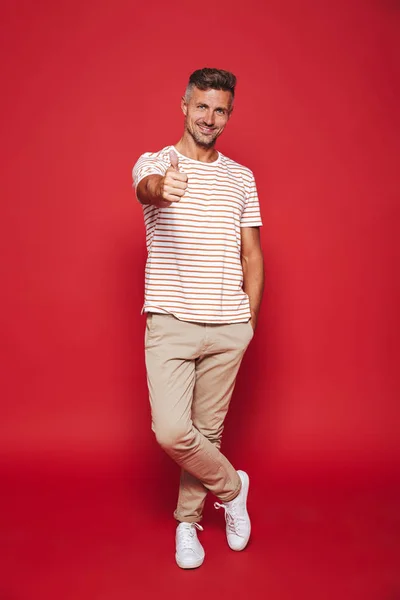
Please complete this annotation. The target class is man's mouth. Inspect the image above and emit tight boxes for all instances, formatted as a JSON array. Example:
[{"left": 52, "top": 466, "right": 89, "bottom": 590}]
[{"left": 197, "top": 124, "right": 215, "bottom": 135}]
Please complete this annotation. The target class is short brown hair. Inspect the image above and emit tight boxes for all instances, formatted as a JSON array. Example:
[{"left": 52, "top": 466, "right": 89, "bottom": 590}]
[{"left": 186, "top": 68, "right": 237, "bottom": 99}]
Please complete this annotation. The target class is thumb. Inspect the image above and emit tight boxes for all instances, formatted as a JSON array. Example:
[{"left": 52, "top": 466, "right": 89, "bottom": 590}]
[{"left": 169, "top": 148, "right": 179, "bottom": 171}]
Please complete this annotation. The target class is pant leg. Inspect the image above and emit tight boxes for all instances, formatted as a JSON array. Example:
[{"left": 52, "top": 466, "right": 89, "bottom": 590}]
[
  {"left": 174, "top": 320, "right": 254, "bottom": 522},
  {"left": 145, "top": 314, "right": 251, "bottom": 521}
]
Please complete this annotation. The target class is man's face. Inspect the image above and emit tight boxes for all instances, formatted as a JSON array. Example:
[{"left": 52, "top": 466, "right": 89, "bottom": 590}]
[{"left": 181, "top": 87, "right": 233, "bottom": 148}]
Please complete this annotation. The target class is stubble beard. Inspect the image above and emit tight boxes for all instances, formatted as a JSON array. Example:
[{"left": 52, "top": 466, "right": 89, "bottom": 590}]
[{"left": 187, "top": 122, "right": 219, "bottom": 149}]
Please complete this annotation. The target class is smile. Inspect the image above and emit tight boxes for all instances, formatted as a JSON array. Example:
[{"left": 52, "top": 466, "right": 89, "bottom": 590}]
[{"left": 198, "top": 124, "right": 215, "bottom": 135}]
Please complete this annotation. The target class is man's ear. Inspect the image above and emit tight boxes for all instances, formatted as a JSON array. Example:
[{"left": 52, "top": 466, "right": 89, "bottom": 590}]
[
  {"left": 228, "top": 105, "right": 234, "bottom": 119},
  {"left": 181, "top": 96, "right": 188, "bottom": 116}
]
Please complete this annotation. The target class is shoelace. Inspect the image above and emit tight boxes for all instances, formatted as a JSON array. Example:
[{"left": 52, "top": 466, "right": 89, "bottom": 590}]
[
  {"left": 178, "top": 523, "right": 203, "bottom": 550},
  {"left": 214, "top": 501, "right": 244, "bottom": 537}
]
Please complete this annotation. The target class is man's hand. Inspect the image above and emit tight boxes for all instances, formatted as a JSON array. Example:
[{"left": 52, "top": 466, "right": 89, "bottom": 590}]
[
  {"left": 136, "top": 149, "right": 188, "bottom": 208},
  {"left": 157, "top": 149, "right": 188, "bottom": 204}
]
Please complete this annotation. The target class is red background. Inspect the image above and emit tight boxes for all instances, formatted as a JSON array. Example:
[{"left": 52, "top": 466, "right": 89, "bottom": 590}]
[{"left": 0, "top": 0, "right": 399, "bottom": 598}]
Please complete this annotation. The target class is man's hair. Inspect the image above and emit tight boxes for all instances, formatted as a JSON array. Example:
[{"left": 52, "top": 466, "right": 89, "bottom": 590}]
[{"left": 185, "top": 68, "right": 237, "bottom": 100}]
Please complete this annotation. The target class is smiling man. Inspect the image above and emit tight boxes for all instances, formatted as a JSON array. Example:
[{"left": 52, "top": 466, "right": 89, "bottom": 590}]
[{"left": 132, "top": 68, "right": 264, "bottom": 569}]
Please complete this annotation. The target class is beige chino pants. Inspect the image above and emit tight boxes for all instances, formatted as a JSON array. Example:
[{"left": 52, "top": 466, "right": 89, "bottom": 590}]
[{"left": 145, "top": 313, "right": 253, "bottom": 523}]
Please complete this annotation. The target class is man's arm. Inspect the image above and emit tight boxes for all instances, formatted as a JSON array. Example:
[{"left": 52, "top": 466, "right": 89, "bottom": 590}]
[
  {"left": 137, "top": 175, "right": 174, "bottom": 208},
  {"left": 241, "top": 226, "right": 264, "bottom": 331},
  {"left": 136, "top": 149, "right": 188, "bottom": 208}
]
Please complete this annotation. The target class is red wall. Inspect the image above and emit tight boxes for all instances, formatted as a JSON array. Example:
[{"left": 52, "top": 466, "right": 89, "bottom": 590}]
[{"left": 1, "top": 0, "right": 399, "bottom": 478}]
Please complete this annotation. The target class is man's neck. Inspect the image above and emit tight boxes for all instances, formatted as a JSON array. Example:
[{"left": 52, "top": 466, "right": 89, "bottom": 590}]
[{"left": 174, "top": 135, "right": 218, "bottom": 163}]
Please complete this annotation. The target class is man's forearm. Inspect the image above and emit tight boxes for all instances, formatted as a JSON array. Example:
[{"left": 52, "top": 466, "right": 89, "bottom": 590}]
[
  {"left": 136, "top": 157, "right": 189, "bottom": 209},
  {"left": 242, "top": 251, "right": 264, "bottom": 326},
  {"left": 136, "top": 175, "right": 172, "bottom": 208}
]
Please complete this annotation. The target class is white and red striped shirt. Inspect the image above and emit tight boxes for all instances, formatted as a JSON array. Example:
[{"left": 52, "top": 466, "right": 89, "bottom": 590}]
[{"left": 132, "top": 145, "right": 262, "bottom": 323}]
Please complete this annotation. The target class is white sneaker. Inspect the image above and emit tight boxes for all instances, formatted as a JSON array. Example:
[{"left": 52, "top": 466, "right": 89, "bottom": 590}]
[
  {"left": 175, "top": 522, "right": 205, "bottom": 569},
  {"left": 214, "top": 470, "right": 251, "bottom": 551}
]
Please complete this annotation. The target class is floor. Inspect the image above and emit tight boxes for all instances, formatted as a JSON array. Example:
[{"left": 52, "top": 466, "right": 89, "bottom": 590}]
[{"left": 1, "top": 464, "right": 399, "bottom": 600}]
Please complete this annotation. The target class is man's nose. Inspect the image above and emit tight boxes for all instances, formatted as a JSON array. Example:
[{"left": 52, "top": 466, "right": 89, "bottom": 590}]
[{"left": 204, "top": 110, "right": 215, "bottom": 126}]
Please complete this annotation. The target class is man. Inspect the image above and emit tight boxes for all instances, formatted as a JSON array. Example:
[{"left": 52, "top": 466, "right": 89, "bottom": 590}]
[{"left": 132, "top": 68, "right": 264, "bottom": 569}]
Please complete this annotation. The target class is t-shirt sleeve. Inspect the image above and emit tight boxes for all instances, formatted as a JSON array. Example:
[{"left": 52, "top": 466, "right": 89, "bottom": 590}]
[
  {"left": 132, "top": 152, "right": 166, "bottom": 189},
  {"left": 240, "top": 170, "right": 263, "bottom": 227}
]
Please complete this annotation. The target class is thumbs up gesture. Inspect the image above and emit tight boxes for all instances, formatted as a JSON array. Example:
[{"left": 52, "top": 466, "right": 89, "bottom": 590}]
[{"left": 159, "top": 149, "right": 188, "bottom": 203}]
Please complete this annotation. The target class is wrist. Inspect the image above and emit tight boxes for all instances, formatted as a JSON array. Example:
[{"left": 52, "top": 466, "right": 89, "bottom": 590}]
[
  {"left": 152, "top": 175, "right": 164, "bottom": 200},
  {"left": 149, "top": 176, "right": 169, "bottom": 207}
]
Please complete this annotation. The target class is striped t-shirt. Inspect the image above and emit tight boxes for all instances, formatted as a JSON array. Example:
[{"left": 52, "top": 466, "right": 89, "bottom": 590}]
[{"left": 132, "top": 145, "right": 262, "bottom": 324}]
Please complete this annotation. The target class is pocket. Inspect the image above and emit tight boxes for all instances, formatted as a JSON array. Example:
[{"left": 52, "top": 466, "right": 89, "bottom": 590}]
[{"left": 145, "top": 312, "right": 155, "bottom": 341}]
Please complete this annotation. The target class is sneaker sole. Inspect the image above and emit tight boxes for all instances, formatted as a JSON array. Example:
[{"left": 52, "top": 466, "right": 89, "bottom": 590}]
[
  {"left": 175, "top": 554, "right": 205, "bottom": 569},
  {"left": 229, "top": 470, "right": 251, "bottom": 552}
]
